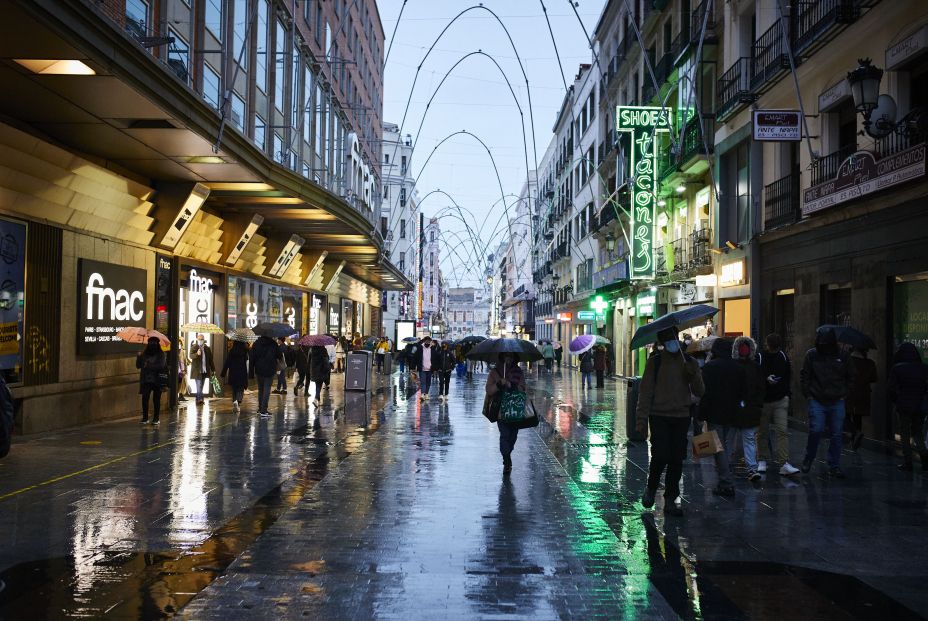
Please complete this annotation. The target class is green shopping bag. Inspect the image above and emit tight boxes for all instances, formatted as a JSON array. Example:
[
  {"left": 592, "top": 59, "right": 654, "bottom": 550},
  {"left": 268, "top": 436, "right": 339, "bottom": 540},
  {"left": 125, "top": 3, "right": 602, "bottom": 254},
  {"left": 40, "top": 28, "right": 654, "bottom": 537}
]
[
  {"left": 498, "top": 390, "right": 528, "bottom": 423},
  {"left": 210, "top": 374, "right": 224, "bottom": 398}
]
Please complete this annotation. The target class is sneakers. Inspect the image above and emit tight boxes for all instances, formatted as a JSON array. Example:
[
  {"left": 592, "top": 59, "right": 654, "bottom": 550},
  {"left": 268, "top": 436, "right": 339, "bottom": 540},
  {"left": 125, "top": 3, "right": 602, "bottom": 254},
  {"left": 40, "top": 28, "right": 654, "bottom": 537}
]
[
  {"left": 140, "top": 418, "right": 148, "bottom": 425},
  {"left": 232, "top": 400, "right": 240, "bottom": 413},
  {"left": 801, "top": 459, "right": 813, "bottom": 474},
  {"left": 293, "top": 386, "right": 299, "bottom": 395},
  {"left": 779, "top": 462, "right": 800, "bottom": 476},
  {"left": 642, "top": 488, "right": 656, "bottom": 509},
  {"left": 259, "top": 411, "right": 272, "bottom": 418},
  {"left": 748, "top": 470, "right": 762, "bottom": 482},
  {"left": 312, "top": 399, "right": 320, "bottom": 407},
  {"left": 152, "top": 419, "right": 160, "bottom": 426},
  {"left": 757, "top": 460, "right": 767, "bottom": 473},
  {"left": 828, "top": 466, "right": 846, "bottom": 479},
  {"left": 712, "top": 484, "right": 735, "bottom": 497}
]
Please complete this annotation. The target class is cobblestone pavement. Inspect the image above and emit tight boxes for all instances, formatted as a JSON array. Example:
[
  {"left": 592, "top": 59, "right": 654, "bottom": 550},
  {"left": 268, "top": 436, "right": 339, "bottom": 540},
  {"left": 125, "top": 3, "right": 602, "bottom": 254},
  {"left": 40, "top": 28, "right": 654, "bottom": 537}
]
[{"left": 1, "top": 367, "right": 927, "bottom": 620}]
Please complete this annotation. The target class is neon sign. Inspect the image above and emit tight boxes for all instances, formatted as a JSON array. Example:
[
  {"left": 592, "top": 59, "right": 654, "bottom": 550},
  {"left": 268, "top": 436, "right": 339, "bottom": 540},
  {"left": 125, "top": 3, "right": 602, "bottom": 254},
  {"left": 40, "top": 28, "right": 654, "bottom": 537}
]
[{"left": 616, "top": 106, "right": 673, "bottom": 280}]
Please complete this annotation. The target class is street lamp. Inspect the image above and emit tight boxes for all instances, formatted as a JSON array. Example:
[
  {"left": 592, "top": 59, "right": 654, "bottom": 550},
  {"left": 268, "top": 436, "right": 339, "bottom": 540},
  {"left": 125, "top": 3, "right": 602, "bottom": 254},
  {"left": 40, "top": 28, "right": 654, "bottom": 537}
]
[
  {"left": 847, "top": 58, "right": 883, "bottom": 134},
  {"left": 604, "top": 234, "right": 616, "bottom": 253}
]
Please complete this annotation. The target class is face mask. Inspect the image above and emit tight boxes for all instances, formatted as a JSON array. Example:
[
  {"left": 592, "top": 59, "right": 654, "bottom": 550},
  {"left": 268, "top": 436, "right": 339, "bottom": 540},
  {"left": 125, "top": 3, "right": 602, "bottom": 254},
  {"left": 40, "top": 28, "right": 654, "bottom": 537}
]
[
  {"left": 197, "top": 339, "right": 204, "bottom": 346},
  {"left": 738, "top": 344, "right": 751, "bottom": 358},
  {"left": 664, "top": 340, "right": 681, "bottom": 354}
]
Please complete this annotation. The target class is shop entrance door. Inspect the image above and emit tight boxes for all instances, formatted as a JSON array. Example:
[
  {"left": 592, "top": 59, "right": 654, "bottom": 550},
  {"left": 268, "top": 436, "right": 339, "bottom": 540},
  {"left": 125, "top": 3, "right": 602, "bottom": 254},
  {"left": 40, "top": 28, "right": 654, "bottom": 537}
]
[{"left": 774, "top": 292, "right": 795, "bottom": 358}]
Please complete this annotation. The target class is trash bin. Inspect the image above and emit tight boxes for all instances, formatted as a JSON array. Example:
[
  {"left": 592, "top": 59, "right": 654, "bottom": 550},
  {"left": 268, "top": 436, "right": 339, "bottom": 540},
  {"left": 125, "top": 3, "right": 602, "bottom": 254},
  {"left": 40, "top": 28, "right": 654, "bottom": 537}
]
[
  {"left": 382, "top": 351, "right": 392, "bottom": 375},
  {"left": 345, "top": 351, "right": 372, "bottom": 391},
  {"left": 626, "top": 377, "right": 645, "bottom": 442}
]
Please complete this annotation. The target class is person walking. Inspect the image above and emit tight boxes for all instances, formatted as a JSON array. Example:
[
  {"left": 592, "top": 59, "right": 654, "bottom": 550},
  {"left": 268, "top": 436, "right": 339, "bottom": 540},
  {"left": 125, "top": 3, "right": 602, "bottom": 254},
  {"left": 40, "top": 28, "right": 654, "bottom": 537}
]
[
  {"left": 888, "top": 342, "right": 928, "bottom": 471},
  {"left": 436, "top": 341, "right": 455, "bottom": 401},
  {"left": 486, "top": 352, "right": 527, "bottom": 475},
  {"left": 554, "top": 344, "right": 563, "bottom": 370},
  {"left": 177, "top": 338, "right": 188, "bottom": 403},
  {"left": 579, "top": 348, "right": 594, "bottom": 389},
  {"left": 541, "top": 341, "right": 555, "bottom": 372},
  {"left": 733, "top": 336, "right": 765, "bottom": 481},
  {"left": 757, "top": 334, "right": 800, "bottom": 476},
  {"left": 294, "top": 345, "right": 310, "bottom": 396},
  {"left": 274, "top": 338, "right": 293, "bottom": 394},
  {"left": 222, "top": 340, "right": 249, "bottom": 412},
  {"left": 413, "top": 336, "right": 435, "bottom": 401},
  {"left": 250, "top": 335, "right": 282, "bottom": 418},
  {"left": 845, "top": 346, "right": 877, "bottom": 450},
  {"left": 188, "top": 334, "right": 215, "bottom": 405},
  {"left": 136, "top": 337, "right": 167, "bottom": 425},
  {"left": 308, "top": 345, "right": 330, "bottom": 406},
  {"left": 375, "top": 338, "right": 388, "bottom": 373},
  {"left": 800, "top": 327, "right": 855, "bottom": 477},
  {"left": 335, "top": 337, "right": 346, "bottom": 373},
  {"left": 698, "top": 338, "right": 740, "bottom": 496},
  {"left": 325, "top": 342, "right": 336, "bottom": 386},
  {"left": 594, "top": 345, "right": 608, "bottom": 388},
  {"left": 636, "top": 327, "right": 705, "bottom": 516}
]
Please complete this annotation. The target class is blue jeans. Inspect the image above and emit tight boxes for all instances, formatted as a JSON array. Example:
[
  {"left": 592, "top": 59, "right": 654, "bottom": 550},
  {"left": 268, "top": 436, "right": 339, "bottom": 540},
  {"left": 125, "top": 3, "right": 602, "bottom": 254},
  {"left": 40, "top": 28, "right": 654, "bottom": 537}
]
[
  {"left": 256, "top": 375, "right": 273, "bottom": 414},
  {"left": 804, "top": 398, "right": 846, "bottom": 468},
  {"left": 276, "top": 368, "right": 288, "bottom": 391},
  {"left": 421, "top": 370, "right": 433, "bottom": 395},
  {"left": 399, "top": 360, "right": 406, "bottom": 373},
  {"left": 582, "top": 372, "right": 592, "bottom": 388},
  {"left": 194, "top": 378, "right": 204, "bottom": 402},
  {"left": 498, "top": 422, "right": 519, "bottom": 457}
]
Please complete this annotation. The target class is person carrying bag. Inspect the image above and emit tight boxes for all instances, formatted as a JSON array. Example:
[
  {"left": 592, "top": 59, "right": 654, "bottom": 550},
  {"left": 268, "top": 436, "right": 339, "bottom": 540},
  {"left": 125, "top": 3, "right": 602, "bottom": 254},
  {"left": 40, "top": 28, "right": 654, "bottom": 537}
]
[{"left": 485, "top": 353, "right": 531, "bottom": 475}]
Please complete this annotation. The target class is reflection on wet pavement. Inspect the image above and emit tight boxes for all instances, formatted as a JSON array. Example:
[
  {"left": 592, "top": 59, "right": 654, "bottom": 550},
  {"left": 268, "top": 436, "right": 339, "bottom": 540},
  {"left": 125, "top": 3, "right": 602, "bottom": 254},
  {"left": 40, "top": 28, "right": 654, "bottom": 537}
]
[{"left": 1, "top": 368, "right": 926, "bottom": 619}]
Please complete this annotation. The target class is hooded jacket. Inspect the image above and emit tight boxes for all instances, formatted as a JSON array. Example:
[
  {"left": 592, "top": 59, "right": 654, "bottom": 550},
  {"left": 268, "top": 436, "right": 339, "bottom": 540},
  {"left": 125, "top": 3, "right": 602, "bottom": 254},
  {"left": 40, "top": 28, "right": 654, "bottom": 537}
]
[
  {"left": 250, "top": 336, "right": 282, "bottom": 378},
  {"left": 734, "top": 336, "right": 765, "bottom": 428},
  {"left": 800, "top": 328, "right": 855, "bottom": 404},
  {"left": 758, "top": 348, "right": 791, "bottom": 402},
  {"left": 636, "top": 347, "right": 704, "bottom": 425},
  {"left": 888, "top": 343, "right": 927, "bottom": 415},
  {"left": 698, "top": 338, "right": 743, "bottom": 426}
]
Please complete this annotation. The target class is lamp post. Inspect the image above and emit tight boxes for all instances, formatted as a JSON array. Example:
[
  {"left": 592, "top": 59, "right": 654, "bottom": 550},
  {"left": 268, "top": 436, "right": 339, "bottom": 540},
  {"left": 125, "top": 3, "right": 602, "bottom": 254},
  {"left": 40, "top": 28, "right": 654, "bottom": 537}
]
[{"left": 846, "top": 58, "right": 883, "bottom": 135}]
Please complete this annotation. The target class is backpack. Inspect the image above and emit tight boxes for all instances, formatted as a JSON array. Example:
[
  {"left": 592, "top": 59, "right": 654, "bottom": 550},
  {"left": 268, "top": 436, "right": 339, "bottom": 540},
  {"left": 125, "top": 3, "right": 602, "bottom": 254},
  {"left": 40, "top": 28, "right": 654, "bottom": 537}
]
[{"left": 0, "top": 377, "right": 14, "bottom": 459}]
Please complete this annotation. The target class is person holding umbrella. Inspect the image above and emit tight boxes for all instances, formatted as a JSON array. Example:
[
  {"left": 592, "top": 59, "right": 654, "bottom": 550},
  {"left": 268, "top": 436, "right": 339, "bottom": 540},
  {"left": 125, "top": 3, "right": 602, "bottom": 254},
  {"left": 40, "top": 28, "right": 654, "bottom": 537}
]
[
  {"left": 189, "top": 333, "right": 215, "bottom": 406},
  {"left": 308, "top": 345, "right": 330, "bottom": 406},
  {"left": 635, "top": 326, "right": 705, "bottom": 516},
  {"left": 136, "top": 336, "right": 167, "bottom": 425},
  {"left": 845, "top": 346, "right": 877, "bottom": 450},
  {"left": 249, "top": 334, "right": 282, "bottom": 418},
  {"left": 412, "top": 336, "right": 435, "bottom": 401},
  {"left": 436, "top": 341, "right": 456, "bottom": 401},
  {"left": 594, "top": 345, "right": 608, "bottom": 388},
  {"left": 486, "top": 352, "right": 527, "bottom": 475}
]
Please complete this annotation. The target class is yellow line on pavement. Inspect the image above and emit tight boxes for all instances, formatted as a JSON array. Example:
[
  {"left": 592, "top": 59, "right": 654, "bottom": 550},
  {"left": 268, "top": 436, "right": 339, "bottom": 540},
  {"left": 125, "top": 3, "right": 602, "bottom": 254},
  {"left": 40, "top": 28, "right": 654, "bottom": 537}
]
[{"left": 0, "top": 420, "right": 238, "bottom": 502}]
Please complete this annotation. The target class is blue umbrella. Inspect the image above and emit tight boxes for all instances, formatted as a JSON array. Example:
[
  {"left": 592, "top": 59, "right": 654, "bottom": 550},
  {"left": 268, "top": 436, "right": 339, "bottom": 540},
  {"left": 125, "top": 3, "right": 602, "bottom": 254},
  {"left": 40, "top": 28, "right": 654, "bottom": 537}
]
[
  {"left": 630, "top": 304, "right": 719, "bottom": 350},
  {"left": 253, "top": 322, "right": 299, "bottom": 339}
]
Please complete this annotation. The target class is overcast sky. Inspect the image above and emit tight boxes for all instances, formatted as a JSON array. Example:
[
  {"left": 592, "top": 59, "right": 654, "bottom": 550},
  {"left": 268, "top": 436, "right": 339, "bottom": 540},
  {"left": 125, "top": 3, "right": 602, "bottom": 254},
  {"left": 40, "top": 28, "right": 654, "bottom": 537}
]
[{"left": 379, "top": 0, "right": 604, "bottom": 288}]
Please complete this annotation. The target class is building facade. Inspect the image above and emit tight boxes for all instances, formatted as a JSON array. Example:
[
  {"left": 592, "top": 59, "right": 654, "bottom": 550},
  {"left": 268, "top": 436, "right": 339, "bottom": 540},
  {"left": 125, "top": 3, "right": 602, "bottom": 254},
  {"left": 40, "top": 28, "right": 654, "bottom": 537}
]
[
  {"left": 0, "top": 0, "right": 408, "bottom": 433},
  {"left": 421, "top": 216, "right": 444, "bottom": 336}
]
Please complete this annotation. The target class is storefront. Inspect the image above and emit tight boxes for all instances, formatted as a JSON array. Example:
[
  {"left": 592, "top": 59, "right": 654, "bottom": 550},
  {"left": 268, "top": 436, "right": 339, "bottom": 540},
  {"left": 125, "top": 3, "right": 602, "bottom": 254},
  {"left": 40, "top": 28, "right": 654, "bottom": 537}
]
[
  {"left": 179, "top": 265, "right": 225, "bottom": 395},
  {"left": 0, "top": 216, "right": 26, "bottom": 385},
  {"left": 716, "top": 256, "right": 751, "bottom": 338}
]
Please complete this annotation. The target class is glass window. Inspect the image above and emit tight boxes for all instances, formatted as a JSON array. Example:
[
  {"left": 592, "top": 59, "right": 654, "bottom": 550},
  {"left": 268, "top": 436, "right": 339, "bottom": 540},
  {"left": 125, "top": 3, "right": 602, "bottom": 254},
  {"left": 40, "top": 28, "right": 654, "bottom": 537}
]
[
  {"left": 303, "top": 67, "right": 313, "bottom": 143},
  {"left": 205, "top": 0, "right": 222, "bottom": 41},
  {"left": 256, "top": 0, "right": 268, "bottom": 92},
  {"left": 125, "top": 0, "right": 148, "bottom": 37},
  {"left": 275, "top": 20, "right": 287, "bottom": 111},
  {"left": 203, "top": 64, "right": 221, "bottom": 109},
  {"left": 315, "top": 85, "right": 326, "bottom": 161},
  {"left": 255, "top": 114, "right": 266, "bottom": 150},
  {"left": 274, "top": 133, "right": 284, "bottom": 164},
  {"left": 292, "top": 45, "right": 301, "bottom": 129},
  {"left": 400, "top": 219, "right": 406, "bottom": 239},
  {"left": 233, "top": 0, "right": 247, "bottom": 67},
  {"left": 231, "top": 92, "right": 246, "bottom": 131},
  {"left": 168, "top": 29, "right": 189, "bottom": 83}
]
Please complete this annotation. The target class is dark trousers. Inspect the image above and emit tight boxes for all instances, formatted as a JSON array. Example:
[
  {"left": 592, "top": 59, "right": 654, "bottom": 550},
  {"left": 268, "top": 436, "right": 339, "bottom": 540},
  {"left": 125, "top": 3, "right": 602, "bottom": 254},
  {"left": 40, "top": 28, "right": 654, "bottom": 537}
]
[
  {"left": 256, "top": 375, "right": 273, "bottom": 413},
  {"left": 376, "top": 353, "right": 385, "bottom": 371},
  {"left": 439, "top": 371, "right": 452, "bottom": 395},
  {"left": 276, "top": 368, "right": 288, "bottom": 391},
  {"left": 596, "top": 369, "right": 605, "bottom": 388},
  {"left": 545, "top": 358, "right": 553, "bottom": 371},
  {"left": 421, "top": 370, "right": 433, "bottom": 394},
  {"left": 646, "top": 415, "right": 691, "bottom": 501},
  {"left": 141, "top": 384, "right": 162, "bottom": 421},
  {"left": 899, "top": 410, "right": 927, "bottom": 462},
  {"left": 295, "top": 370, "right": 308, "bottom": 393},
  {"left": 498, "top": 421, "right": 519, "bottom": 457},
  {"left": 231, "top": 386, "right": 245, "bottom": 403}
]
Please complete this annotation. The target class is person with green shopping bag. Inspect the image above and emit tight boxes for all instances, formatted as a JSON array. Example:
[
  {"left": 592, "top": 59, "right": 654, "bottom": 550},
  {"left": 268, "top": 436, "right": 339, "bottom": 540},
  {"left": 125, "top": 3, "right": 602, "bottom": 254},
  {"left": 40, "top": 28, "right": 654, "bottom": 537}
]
[{"left": 486, "top": 352, "right": 527, "bottom": 475}]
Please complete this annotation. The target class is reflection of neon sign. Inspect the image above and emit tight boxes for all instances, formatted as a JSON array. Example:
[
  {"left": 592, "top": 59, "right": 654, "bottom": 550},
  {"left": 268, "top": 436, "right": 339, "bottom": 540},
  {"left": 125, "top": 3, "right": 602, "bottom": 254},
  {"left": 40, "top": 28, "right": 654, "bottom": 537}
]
[
  {"left": 617, "top": 107, "right": 672, "bottom": 280},
  {"left": 309, "top": 294, "right": 323, "bottom": 334},
  {"left": 245, "top": 302, "right": 258, "bottom": 328},
  {"left": 285, "top": 306, "right": 296, "bottom": 329}
]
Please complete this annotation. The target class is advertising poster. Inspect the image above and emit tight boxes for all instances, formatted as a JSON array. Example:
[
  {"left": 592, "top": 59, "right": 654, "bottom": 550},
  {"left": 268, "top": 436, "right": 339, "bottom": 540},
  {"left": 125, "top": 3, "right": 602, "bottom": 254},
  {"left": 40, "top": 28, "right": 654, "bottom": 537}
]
[
  {"left": 0, "top": 218, "right": 24, "bottom": 380},
  {"left": 227, "top": 276, "right": 302, "bottom": 334},
  {"left": 894, "top": 280, "right": 928, "bottom": 359},
  {"left": 77, "top": 259, "right": 147, "bottom": 355},
  {"left": 328, "top": 302, "right": 340, "bottom": 336}
]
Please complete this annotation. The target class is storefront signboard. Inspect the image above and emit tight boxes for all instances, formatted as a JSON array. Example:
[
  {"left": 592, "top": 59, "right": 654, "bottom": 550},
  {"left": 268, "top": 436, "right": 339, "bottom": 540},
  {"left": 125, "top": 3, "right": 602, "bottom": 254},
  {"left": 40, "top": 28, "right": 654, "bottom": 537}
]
[
  {"left": 752, "top": 110, "right": 801, "bottom": 141},
  {"left": 77, "top": 259, "right": 147, "bottom": 355},
  {"left": 720, "top": 260, "right": 745, "bottom": 287},
  {"left": 670, "top": 283, "right": 713, "bottom": 306},
  {"left": 556, "top": 312, "right": 572, "bottom": 322},
  {"left": 636, "top": 294, "right": 656, "bottom": 316},
  {"left": 886, "top": 25, "right": 928, "bottom": 70},
  {"left": 616, "top": 106, "right": 673, "bottom": 280},
  {"left": 154, "top": 255, "right": 173, "bottom": 335},
  {"left": 894, "top": 279, "right": 928, "bottom": 359},
  {"left": 309, "top": 293, "right": 325, "bottom": 335},
  {"left": 803, "top": 145, "right": 927, "bottom": 215},
  {"left": 818, "top": 80, "right": 851, "bottom": 113}
]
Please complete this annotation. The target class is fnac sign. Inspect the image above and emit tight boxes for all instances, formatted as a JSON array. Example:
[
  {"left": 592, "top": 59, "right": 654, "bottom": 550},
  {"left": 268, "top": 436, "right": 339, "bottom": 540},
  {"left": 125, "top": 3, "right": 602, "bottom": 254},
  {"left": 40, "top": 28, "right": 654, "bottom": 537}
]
[{"left": 78, "top": 258, "right": 147, "bottom": 355}]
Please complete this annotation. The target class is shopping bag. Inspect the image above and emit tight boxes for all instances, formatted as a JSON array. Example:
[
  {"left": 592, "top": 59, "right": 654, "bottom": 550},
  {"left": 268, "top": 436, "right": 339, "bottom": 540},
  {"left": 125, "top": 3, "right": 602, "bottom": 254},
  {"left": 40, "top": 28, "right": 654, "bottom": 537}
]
[
  {"left": 514, "top": 399, "right": 540, "bottom": 429},
  {"left": 210, "top": 374, "right": 224, "bottom": 398},
  {"left": 691, "top": 425, "right": 723, "bottom": 458},
  {"left": 482, "top": 392, "right": 502, "bottom": 423},
  {"left": 498, "top": 390, "right": 528, "bottom": 423}
]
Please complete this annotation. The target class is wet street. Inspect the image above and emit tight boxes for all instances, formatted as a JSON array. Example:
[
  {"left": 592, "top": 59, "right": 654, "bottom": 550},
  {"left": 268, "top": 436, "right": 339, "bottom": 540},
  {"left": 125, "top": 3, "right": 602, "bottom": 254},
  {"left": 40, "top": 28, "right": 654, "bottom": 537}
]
[{"left": 1, "top": 369, "right": 926, "bottom": 620}]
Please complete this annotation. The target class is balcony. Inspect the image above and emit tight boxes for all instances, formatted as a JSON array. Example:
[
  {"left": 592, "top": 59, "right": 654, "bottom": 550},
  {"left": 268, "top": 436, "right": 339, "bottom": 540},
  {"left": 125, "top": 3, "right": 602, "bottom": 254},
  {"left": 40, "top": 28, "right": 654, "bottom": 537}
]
[
  {"left": 792, "top": 0, "right": 864, "bottom": 57},
  {"left": 689, "top": 0, "right": 718, "bottom": 46},
  {"left": 811, "top": 143, "right": 856, "bottom": 186},
  {"left": 751, "top": 19, "right": 790, "bottom": 93},
  {"left": 764, "top": 169, "right": 801, "bottom": 229},
  {"left": 667, "top": 228, "right": 712, "bottom": 274},
  {"left": 597, "top": 203, "right": 618, "bottom": 230},
  {"left": 875, "top": 108, "right": 928, "bottom": 158},
  {"left": 717, "top": 57, "right": 757, "bottom": 120},
  {"left": 678, "top": 115, "right": 714, "bottom": 169},
  {"left": 658, "top": 142, "right": 676, "bottom": 182}
]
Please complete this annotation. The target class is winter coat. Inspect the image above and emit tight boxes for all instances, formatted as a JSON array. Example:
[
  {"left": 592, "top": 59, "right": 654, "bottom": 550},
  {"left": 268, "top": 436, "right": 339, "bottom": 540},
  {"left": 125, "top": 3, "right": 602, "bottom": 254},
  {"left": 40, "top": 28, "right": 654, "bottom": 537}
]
[
  {"left": 188, "top": 342, "right": 215, "bottom": 380},
  {"left": 800, "top": 328, "right": 854, "bottom": 404},
  {"left": 295, "top": 346, "right": 310, "bottom": 374},
  {"left": 435, "top": 347, "right": 456, "bottom": 373},
  {"left": 636, "top": 349, "right": 705, "bottom": 426},
  {"left": 888, "top": 343, "right": 928, "bottom": 415},
  {"left": 283, "top": 345, "right": 297, "bottom": 368},
  {"left": 579, "top": 351, "right": 595, "bottom": 373},
  {"left": 846, "top": 354, "right": 878, "bottom": 415},
  {"left": 554, "top": 347, "right": 563, "bottom": 362},
  {"left": 593, "top": 348, "right": 608, "bottom": 372},
  {"left": 758, "top": 348, "right": 791, "bottom": 402},
  {"left": 486, "top": 363, "right": 526, "bottom": 396},
  {"left": 222, "top": 346, "right": 249, "bottom": 390},
  {"left": 136, "top": 351, "right": 167, "bottom": 387},
  {"left": 309, "top": 346, "right": 331, "bottom": 383},
  {"left": 412, "top": 343, "right": 437, "bottom": 371},
  {"left": 698, "top": 338, "right": 743, "bottom": 426},
  {"left": 734, "top": 337, "right": 765, "bottom": 429},
  {"left": 250, "top": 336, "right": 282, "bottom": 378},
  {"left": 541, "top": 344, "right": 555, "bottom": 359}
]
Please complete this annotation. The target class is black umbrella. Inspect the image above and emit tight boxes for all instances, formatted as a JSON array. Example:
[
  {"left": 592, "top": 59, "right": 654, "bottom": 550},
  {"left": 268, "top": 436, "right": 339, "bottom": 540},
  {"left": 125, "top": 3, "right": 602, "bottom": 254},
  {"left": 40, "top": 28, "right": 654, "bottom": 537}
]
[
  {"left": 818, "top": 325, "right": 876, "bottom": 350},
  {"left": 465, "top": 337, "right": 543, "bottom": 363},
  {"left": 460, "top": 335, "right": 487, "bottom": 344},
  {"left": 253, "top": 322, "right": 299, "bottom": 339},
  {"left": 630, "top": 304, "right": 719, "bottom": 350}
]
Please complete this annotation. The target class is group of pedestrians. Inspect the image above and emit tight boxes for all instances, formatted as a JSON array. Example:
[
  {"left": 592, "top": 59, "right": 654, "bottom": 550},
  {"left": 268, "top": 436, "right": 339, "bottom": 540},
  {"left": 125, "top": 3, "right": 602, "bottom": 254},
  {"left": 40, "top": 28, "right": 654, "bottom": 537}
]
[{"left": 406, "top": 336, "right": 458, "bottom": 401}]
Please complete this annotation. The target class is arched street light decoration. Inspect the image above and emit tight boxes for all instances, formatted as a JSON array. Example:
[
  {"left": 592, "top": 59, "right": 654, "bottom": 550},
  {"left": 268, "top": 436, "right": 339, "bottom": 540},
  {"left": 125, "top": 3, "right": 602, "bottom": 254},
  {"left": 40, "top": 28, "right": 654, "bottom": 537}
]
[{"left": 616, "top": 107, "right": 673, "bottom": 280}]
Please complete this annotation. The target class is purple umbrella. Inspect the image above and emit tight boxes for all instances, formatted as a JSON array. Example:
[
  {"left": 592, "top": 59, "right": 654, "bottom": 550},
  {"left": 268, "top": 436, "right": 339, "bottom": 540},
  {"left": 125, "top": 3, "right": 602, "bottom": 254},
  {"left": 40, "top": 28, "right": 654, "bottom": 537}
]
[
  {"left": 298, "top": 334, "right": 336, "bottom": 347},
  {"left": 569, "top": 334, "right": 610, "bottom": 355}
]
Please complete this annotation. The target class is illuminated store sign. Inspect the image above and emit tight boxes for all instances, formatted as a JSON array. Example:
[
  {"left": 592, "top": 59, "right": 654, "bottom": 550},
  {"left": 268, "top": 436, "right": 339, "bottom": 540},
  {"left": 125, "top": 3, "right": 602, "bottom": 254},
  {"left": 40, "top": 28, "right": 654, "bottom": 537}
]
[
  {"left": 616, "top": 106, "right": 673, "bottom": 280},
  {"left": 77, "top": 259, "right": 147, "bottom": 355}
]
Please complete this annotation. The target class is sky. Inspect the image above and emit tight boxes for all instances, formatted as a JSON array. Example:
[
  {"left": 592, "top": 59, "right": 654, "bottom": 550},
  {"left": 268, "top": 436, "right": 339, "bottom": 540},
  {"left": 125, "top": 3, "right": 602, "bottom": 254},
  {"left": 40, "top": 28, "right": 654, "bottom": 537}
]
[{"left": 379, "top": 0, "right": 604, "bottom": 289}]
